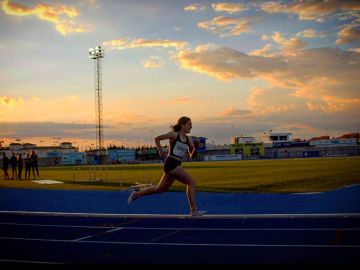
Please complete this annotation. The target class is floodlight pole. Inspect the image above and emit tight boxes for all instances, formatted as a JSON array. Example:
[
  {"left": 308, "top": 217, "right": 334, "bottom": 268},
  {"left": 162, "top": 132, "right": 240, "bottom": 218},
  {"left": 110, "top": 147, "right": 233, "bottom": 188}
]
[{"left": 89, "top": 46, "right": 105, "bottom": 164}]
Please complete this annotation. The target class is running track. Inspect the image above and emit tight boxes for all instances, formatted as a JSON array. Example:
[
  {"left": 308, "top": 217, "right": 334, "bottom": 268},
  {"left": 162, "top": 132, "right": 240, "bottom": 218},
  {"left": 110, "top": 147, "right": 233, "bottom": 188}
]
[{"left": 0, "top": 185, "right": 359, "bottom": 264}]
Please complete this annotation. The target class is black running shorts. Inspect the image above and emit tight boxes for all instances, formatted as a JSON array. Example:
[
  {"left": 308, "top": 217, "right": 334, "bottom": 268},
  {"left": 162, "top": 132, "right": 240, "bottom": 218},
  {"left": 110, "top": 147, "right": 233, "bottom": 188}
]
[{"left": 163, "top": 157, "right": 181, "bottom": 174}]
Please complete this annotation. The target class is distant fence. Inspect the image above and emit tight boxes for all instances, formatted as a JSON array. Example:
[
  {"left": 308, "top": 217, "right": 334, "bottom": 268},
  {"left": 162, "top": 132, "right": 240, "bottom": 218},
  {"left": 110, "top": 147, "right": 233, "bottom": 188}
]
[
  {"left": 265, "top": 145, "right": 360, "bottom": 159},
  {"left": 204, "top": 154, "right": 242, "bottom": 161}
]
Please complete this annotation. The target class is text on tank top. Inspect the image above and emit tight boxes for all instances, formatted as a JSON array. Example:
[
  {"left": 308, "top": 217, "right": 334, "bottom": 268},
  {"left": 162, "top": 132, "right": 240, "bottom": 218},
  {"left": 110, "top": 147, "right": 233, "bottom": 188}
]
[{"left": 170, "top": 133, "right": 189, "bottom": 159}]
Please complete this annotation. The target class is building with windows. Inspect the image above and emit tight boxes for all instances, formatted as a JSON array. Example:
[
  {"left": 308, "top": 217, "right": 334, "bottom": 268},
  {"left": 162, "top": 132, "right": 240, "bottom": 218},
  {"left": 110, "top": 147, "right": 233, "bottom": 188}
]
[
  {"left": 230, "top": 136, "right": 264, "bottom": 159},
  {"left": 262, "top": 132, "right": 359, "bottom": 159},
  {"left": 108, "top": 149, "right": 136, "bottom": 164}
]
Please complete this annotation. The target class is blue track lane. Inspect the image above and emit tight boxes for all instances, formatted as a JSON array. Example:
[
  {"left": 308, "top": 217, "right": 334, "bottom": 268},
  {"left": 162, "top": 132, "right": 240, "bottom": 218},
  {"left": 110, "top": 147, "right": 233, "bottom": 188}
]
[
  {"left": 0, "top": 185, "right": 359, "bottom": 263},
  {"left": 0, "top": 213, "right": 359, "bottom": 264},
  {"left": 0, "top": 184, "right": 360, "bottom": 215}
]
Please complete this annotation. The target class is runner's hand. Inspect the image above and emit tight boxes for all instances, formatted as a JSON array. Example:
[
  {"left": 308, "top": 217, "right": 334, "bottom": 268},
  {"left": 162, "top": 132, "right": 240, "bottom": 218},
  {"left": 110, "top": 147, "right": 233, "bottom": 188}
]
[{"left": 158, "top": 150, "right": 165, "bottom": 159}]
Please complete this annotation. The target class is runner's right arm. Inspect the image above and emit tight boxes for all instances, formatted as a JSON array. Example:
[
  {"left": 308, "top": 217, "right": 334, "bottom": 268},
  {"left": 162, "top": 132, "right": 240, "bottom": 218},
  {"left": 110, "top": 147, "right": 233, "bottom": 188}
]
[{"left": 155, "top": 132, "right": 176, "bottom": 159}]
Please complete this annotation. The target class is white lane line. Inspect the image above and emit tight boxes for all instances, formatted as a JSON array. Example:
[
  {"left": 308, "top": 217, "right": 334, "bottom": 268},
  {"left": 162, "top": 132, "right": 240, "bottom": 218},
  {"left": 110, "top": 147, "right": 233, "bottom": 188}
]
[
  {"left": 149, "top": 230, "right": 181, "bottom": 243},
  {"left": 0, "top": 259, "right": 63, "bottom": 264},
  {"left": 1, "top": 210, "right": 360, "bottom": 219},
  {"left": 1, "top": 236, "right": 360, "bottom": 248},
  {"left": 100, "top": 227, "right": 360, "bottom": 231},
  {"left": 0, "top": 223, "right": 359, "bottom": 231},
  {"left": 0, "top": 222, "right": 116, "bottom": 229},
  {"left": 73, "top": 227, "right": 123, "bottom": 242}
]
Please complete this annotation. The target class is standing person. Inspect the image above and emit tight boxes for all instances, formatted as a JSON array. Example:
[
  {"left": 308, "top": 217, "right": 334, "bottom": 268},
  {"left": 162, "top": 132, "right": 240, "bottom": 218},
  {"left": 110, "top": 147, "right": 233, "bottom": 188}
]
[
  {"left": 9, "top": 152, "right": 17, "bottom": 180},
  {"left": 2, "top": 153, "right": 10, "bottom": 180},
  {"left": 17, "top": 153, "right": 24, "bottom": 180},
  {"left": 127, "top": 116, "right": 207, "bottom": 216},
  {"left": 30, "top": 150, "right": 40, "bottom": 179},
  {"left": 25, "top": 154, "right": 31, "bottom": 180}
]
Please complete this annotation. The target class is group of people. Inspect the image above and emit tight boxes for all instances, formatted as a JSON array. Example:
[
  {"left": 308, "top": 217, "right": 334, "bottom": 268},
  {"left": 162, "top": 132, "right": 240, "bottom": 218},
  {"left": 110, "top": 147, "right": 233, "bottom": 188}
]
[{"left": 1, "top": 150, "right": 39, "bottom": 180}]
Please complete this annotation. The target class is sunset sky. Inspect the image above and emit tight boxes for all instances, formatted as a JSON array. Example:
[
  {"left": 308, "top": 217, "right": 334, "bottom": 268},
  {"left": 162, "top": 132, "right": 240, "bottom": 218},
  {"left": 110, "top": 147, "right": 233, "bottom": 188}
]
[{"left": 0, "top": 0, "right": 359, "bottom": 149}]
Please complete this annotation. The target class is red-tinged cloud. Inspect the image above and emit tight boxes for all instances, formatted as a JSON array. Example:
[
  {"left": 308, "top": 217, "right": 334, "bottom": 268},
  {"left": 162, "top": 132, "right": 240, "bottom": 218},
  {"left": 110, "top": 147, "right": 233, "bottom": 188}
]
[
  {"left": 1, "top": 0, "right": 87, "bottom": 34},
  {"left": 212, "top": 3, "right": 247, "bottom": 14}
]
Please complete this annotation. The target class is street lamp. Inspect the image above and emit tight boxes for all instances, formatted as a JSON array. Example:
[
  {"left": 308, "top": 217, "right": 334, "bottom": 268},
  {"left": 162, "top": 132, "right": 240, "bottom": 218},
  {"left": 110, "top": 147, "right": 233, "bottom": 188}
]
[{"left": 89, "top": 46, "right": 104, "bottom": 60}]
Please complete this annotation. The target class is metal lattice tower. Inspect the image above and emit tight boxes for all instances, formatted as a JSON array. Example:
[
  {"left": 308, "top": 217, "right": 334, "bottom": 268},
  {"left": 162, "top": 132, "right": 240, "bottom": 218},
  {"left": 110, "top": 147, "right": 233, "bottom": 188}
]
[{"left": 89, "top": 46, "right": 105, "bottom": 163}]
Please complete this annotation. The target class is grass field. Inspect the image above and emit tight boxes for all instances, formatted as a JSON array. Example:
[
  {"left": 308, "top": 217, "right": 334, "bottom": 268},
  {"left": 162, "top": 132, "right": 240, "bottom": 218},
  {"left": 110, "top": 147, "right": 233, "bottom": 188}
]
[{"left": 1, "top": 156, "right": 360, "bottom": 193}]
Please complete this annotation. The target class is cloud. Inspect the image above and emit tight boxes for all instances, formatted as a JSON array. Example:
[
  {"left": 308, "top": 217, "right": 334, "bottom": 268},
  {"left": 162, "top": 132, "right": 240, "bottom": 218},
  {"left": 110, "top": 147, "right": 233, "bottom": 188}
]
[
  {"left": 0, "top": 122, "right": 94, "bottom": 138},
  {"left": 0, "top": 96, "right": 24, "bottom": 107},
  {"left": 261, "top": 34, "right": 270, "bottom": 41},
  {"left": 172, "top": 97, "right": 195, "bottom": 103},
  {"left": 102, "top": 38, "right": 188, "bottom": 51},
  {"left": 262, "top": 47, "right": 360, "bottom": 107},
  {"left": 211, "top": 3, "right": 247, "bottom": 14},
  {"left": 0, "top": 97, "right": 167, "bottom": 145},
  {"left": 1, "top": 96, "right": 357, "bottom": 147},
  {"left": 271, "top": 31, "right": 307, "bottom": 56},
  {"left": 310, "top": 95, "right": 360, "bottom": 112},
  {"left": 248, "top": 44, "right": 276, "bottom": 57},
  {"left": 245, "top": 87, "right": 360, "bottom": 136},
  {"left": 336, "top": 25, "right": 360, "bottom": 45},
  {"left": 349, "top": 47, "right": 360, "bottom": 53},
  {"left": 247, "top": 87, "right": 305, "bottom": 115},
  {"left": 2, "top": 110, "right": 358, "bottom": 147},
  {"left": 175, "top": 44, "right": 360, "bottom": 114},
  {"left": 0, "top": 95, "right": 93, "bottom": 122},
  {"left": 56, "top": 21, "right": 88, "bottom": 35},
  {"left": 260, "top": 0, "right": 360, "bottom": 22},
  {"left": 198, "top": 16, "right": 251, "bottom": 37},
  {"left": 142, "top": 56, "right": 164, "bottom": 68},
  {"left": 175, "top": 45, "right": 288, "bottom": 80},
  {"left": 243, "top": 85, "right": 360, "bottom": 140},
  {"left": 184, "top": 3, "right": 206, "bottom": 12},
  {"left": 1, "top": 0, "right": 88, "bottom": 35},
  {"left": 192, "top": 109, "right": 360, "bottom": 144},
  {"left": 221, "top": 108, "right": 252, "bottom": 116},
  {"left": 296, "top": 28, "right": 327, "bottom": 38},
  {"left": 330, "top": 10, "right": 360, "bottom": 22}
]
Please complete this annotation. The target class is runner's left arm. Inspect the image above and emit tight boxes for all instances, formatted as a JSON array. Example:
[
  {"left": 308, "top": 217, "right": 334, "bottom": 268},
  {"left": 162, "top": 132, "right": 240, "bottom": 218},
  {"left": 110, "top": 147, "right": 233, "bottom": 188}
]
[{"left": 188, "top": 136, "right": 196, "bottom": 159}]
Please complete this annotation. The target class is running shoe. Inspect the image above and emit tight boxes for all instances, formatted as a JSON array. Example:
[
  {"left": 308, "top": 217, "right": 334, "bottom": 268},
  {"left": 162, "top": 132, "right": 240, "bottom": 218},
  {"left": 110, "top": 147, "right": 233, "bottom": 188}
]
[
  {"left": 190, "top": 208, "right": 207, "bottom": 216},
  {"left": 127, "top": 191, "right": 137, "bottom": 204}
]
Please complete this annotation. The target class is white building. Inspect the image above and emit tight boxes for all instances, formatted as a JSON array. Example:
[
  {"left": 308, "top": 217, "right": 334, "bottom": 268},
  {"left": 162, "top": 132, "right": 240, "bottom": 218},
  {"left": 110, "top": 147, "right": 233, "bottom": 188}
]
[
  {"left": 268, "top": 133, "right": 292, "bottom": 143},
  {"left": 310, "top": 137, "right": 358, "bottom": 147}
]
